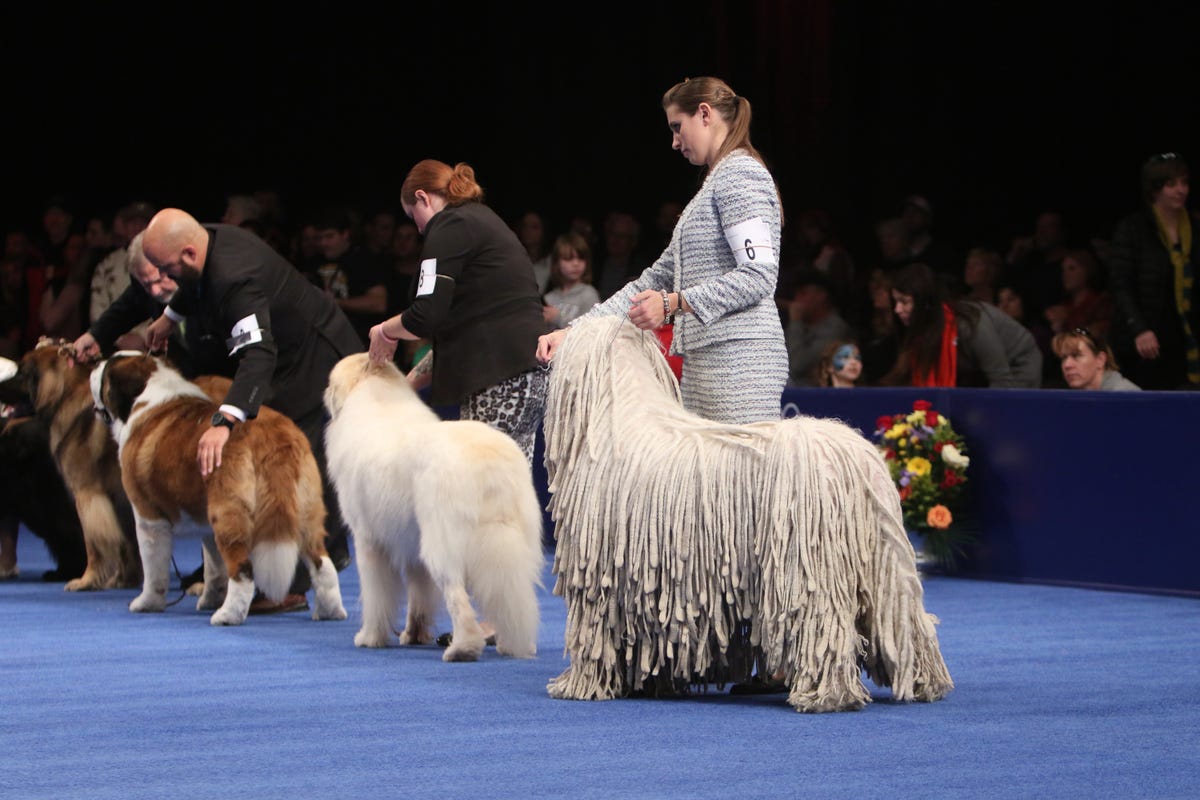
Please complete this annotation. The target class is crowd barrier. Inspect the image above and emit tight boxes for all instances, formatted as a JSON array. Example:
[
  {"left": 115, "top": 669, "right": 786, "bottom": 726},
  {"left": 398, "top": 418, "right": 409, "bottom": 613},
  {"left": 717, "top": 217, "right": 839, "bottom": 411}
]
[{"left": 447, "top": 384, "right": 1200, "bottom": 599}]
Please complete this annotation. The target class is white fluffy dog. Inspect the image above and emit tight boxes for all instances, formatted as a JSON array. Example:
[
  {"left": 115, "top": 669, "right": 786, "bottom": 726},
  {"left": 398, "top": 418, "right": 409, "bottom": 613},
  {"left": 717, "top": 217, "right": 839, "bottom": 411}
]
[{"left": 323, "top": 353, "right": 544, "bottom": 661}]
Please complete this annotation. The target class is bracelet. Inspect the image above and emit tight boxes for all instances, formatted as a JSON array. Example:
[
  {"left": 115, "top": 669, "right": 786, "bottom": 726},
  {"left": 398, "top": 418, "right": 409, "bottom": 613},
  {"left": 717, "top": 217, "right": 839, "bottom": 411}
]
[
  {"left": 676, "top": 291, "right": 686, "bottom": 315},
  {"left": 660, "top": 290, "right": 671, "bottom": 321},
  {"left": 378, "top": 324, "right": 398, "bottom": 344}
]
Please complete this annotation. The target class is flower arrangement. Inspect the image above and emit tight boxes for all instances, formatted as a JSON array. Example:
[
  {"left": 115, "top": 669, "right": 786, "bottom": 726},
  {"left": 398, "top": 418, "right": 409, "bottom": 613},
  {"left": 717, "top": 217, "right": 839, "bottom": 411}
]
[{"left": 873, "top": 399, "right": 973, "bottom": 569}]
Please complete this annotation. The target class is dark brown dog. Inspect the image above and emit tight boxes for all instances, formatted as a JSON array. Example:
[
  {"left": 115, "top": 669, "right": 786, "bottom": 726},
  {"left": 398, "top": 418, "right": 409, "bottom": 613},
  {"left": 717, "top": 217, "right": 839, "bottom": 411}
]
[{"left": 0, "top": 414, "right": 87, "bottom": 581}]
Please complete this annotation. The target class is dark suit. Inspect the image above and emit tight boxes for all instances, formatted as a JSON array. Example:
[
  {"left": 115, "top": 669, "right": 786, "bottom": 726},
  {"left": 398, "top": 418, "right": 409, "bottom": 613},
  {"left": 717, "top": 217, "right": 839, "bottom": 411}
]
[{"left": 165, "top": 224, "right": 363, "bottom": 567}]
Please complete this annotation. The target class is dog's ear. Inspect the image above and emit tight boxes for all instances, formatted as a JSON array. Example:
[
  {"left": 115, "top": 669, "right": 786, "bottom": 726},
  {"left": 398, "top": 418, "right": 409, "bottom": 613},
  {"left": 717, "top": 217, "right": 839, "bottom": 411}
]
[{"left": 105, "top": 358, "right": 152, "bottom": 423}]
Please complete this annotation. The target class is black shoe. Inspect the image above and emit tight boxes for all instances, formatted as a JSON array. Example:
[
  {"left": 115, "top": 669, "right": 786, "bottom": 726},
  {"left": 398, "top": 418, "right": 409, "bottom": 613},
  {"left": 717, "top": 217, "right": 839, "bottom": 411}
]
[
  {"left": 436, "top": 632, "right": 497, "bottom": 647},
  {"left": 180, "top": 564, "right": 204, "bottom": 591},
  {"left": 329, "top": 548, "right": 351, "bottom": 572},
  {"left": 729, "top": 676, "right": 788, "bottom": 696}
]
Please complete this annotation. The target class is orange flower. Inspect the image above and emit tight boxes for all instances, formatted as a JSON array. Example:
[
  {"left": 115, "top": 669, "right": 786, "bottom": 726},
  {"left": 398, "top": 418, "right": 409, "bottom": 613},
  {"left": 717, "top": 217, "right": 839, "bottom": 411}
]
[{"left": 926, "top": 504, "right": 953, "bottom": 529}]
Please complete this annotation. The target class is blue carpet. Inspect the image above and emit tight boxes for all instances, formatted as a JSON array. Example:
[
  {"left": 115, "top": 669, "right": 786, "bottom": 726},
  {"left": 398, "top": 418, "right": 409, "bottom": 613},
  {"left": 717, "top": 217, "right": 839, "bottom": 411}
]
[{"left": 3, "top": 529, "right": 1198, "bottom": 799}]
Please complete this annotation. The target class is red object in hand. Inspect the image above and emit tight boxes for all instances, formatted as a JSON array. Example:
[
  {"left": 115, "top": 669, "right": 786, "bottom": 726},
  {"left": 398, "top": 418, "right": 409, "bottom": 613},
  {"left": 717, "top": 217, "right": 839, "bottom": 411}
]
[{"left": 655, "top": 325, "right": 684, "bottom": 382}]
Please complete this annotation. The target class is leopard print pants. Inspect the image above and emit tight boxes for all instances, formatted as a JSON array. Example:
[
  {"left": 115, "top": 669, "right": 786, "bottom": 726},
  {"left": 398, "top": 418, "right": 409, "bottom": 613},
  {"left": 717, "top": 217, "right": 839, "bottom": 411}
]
[{"left": 460, "top": 367, "right": 548, "bottom": 465}]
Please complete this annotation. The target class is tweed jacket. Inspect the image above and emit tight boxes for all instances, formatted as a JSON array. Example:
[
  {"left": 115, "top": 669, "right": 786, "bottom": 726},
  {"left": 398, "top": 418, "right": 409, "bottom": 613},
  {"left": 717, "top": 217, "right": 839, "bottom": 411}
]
[{"left": 583, "top": 150, "right": 784, "bottom": 354}]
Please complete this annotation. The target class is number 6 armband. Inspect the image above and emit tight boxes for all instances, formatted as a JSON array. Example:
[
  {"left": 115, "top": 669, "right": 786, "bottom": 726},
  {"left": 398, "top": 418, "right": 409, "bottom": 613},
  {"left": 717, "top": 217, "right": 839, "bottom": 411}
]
[{"left": 723, "top": 218, "right": 775, "bottom": 266}]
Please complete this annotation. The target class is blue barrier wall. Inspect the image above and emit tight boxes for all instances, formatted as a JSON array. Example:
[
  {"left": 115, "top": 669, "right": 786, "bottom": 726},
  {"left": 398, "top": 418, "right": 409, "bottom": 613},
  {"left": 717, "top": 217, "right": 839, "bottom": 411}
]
[
  {"left": 443, "top": 387, "right": 1199, "bottom": 598},
  {"left": 781, "top": 387, "right": 1199, "bottom": 597}
]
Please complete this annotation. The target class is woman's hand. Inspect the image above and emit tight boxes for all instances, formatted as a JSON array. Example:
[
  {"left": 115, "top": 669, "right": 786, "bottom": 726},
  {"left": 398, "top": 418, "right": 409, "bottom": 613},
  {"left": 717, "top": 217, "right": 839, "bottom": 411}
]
[
  {"left": 536, "top": 329, "right": 568, "bottom": 364},
  {"left": 1135, "top": 330, "right": 1160, "bottom": 360},
  {"left": 628, "top": 289, "right": 668, "bottom": 330},
  {"left": 368, "top": 324, "right": 399, "bottom": 365}
]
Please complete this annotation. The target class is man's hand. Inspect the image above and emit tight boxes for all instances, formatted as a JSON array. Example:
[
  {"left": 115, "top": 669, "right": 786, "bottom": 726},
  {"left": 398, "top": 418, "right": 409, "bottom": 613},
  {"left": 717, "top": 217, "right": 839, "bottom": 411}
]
[
  {"left": 197, "top": 425, "right": 230, "bottom": 477},
  {"left": 145, "top": 314, "right": 177, "bottom": 353},
  {"left": 71, "top": 332, "right": 101, "bottom": 361}
]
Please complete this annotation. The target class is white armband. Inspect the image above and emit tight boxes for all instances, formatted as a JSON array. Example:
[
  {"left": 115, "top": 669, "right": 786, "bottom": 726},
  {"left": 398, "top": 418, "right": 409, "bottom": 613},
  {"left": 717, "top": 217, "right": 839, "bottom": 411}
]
[
  {"left": 724, "top": 218, "right": 775, "bottom": 266},
  {"left": 415, "top": 258, "right": 438, "bottom": 297},
  {"left": 226, "top": 313, "right": 265, "bottom": 355}
]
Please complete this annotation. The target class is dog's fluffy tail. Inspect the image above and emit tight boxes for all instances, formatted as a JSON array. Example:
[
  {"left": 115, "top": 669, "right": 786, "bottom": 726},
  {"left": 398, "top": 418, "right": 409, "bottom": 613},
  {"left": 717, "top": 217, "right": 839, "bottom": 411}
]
[
  {"left": 250, "top": 541, "right": 299, "bottom": 603},
  {"left": 466, "top": 464, "right": 544, "bottom": 659}
]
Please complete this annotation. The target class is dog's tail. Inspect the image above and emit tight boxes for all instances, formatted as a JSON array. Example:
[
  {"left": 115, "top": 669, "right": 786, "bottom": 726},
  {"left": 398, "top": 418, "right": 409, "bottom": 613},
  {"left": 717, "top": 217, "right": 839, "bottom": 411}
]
[
  {"left": 466, "top": 461, "right": 545, "bottom": 659},
  {"left": 250, "top": 541, "right": 299, "bottom": 603}
]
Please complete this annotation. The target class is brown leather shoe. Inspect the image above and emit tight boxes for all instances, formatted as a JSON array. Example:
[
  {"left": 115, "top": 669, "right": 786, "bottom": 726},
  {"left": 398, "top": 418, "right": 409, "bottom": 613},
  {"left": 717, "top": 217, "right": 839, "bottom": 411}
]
[{"left": 249, "top": 592, "right": 309, "bottom": 615}]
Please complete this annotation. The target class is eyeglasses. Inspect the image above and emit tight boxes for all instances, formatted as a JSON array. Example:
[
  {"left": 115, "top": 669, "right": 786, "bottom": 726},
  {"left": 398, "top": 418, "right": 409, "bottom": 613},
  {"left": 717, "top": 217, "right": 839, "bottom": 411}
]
[{"left": 1151, "top": 152, "right": 1180, "bottom": 163}]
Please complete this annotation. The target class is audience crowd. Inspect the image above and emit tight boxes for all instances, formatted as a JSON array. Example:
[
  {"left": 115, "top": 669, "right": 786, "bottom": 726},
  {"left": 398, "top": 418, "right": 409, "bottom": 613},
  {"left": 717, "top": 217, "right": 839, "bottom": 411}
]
[{"left": 3, "top": 163, "right": 1197, "bottom": 394}]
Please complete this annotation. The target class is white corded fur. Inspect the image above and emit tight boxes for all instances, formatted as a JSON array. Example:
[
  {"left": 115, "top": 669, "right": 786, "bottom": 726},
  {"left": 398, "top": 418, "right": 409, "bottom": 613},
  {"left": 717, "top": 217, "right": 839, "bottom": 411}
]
[
  {"left": 323, "top": 354, "right": 544, "bottom": 661},
  {"left": 543, "top": 317, "right": 954, "bottom": 712}
]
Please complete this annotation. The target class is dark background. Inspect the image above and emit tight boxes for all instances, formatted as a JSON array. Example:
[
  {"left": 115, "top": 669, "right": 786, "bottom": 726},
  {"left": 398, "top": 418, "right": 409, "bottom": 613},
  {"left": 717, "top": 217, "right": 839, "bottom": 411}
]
[{"left": 5, "top": 1, "right": 1199, "bottom": 260}]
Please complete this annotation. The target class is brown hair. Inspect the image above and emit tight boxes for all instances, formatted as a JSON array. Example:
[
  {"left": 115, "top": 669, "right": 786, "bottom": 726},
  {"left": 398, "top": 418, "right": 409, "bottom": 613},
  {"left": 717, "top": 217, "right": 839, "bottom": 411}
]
[
  {"left": 662, "top": 76, "right": 766, "bottom": 174},
  {"left": 888, "top": 262, "right": 980, "bottom": 383},
  {"left": 1141, "top": 153, "right": 1189, "bottom": 205},
  {"left": 1051, "top": 328, "right": 1118, "bottom": 371},
  {"left": 400, "top": 160, "right": 484, "bottom": 208},
  {"left": 549, "top": 232, "right": 592, "bottom": 289},
  {"left": 812, "top": 339, "right": 861, "bottom": 387},
  {"left": 1061, "top": 247, "right": 1099, "bottom": 288}
]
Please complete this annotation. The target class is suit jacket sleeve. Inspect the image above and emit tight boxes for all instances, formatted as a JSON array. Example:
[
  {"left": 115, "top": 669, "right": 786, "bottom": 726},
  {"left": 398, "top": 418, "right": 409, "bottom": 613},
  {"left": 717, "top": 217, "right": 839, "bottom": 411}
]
[
  {"left": 216, "top": 275, "right": 277, "bottom": 418},
  {"left": 400, "top": 213, "right": 470, "bottom": 338},
  {"left": 88, "top": 281, "right": 158, "bottom": 353}
]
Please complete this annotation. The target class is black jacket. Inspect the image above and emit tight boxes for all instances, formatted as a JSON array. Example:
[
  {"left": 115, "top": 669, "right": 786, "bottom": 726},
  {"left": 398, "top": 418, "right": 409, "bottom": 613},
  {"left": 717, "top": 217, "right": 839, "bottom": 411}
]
[
  {"left": 166, "top": 224, "right": 363, "bottom": 420},
  {"left": 400, "top": 202, "right": 548, "bottom": 404},
  {"left": 1109, "top": 208, "right": 1191, "bottom": 354}
]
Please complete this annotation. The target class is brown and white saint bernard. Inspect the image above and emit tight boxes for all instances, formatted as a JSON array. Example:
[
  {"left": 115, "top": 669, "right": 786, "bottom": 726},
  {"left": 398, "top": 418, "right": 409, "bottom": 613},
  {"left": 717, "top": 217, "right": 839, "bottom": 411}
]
[{"left": 91, "top": 351, "right": 347, "bottom": 625}]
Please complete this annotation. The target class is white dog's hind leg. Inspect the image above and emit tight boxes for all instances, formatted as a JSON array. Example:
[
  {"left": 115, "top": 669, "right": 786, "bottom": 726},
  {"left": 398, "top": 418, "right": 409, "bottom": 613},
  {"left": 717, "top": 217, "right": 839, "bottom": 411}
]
[
  {"left": 195, "top": 533, "right": 228, "bottom": 611},
  {"left": 303, "top": 554, "right": 347, "bottom": 621},
  {"left": 440, "top": 581, "right": 486, "bottom": 662},
  {"left": 398, "top": 561, "right": 436, "bottom": 645},
  {"left": 209, "top": 576, "right": 255, "bottom": 626},
  {"left": 129, "top": 515, "right": 173, "bottom": 613},
  {"left": 354, "top": 540, "right": 402, "bottom": 647}
]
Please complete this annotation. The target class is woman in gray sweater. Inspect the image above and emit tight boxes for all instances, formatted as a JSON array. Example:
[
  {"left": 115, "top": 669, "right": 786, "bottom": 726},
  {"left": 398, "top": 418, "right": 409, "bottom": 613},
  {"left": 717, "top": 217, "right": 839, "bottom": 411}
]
[
  {"left": 887, "top": 262, "right": 1043, "bottom": 388},
  {"left": 536, "top": 76, "right": 787, "bottom": 424}
]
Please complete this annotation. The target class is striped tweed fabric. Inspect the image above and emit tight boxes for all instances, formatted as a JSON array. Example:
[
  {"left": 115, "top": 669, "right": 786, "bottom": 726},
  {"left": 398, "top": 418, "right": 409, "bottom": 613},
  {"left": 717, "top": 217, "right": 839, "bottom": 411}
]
[
  {"left": 680, "top": 334, "right": 787, "bottom": 423},
  {"left": 577, "top": 149, "right": 787, "bottom": 420}
]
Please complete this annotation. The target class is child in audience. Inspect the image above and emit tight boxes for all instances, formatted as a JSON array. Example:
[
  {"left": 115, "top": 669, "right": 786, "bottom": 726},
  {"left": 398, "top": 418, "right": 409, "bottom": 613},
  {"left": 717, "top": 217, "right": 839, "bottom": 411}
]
[
  {"left": 812, "top": 340, "right": 863, "bottom": 387},
  {"left": 542, "top": 232, "right": 599, "bottom": 329}
]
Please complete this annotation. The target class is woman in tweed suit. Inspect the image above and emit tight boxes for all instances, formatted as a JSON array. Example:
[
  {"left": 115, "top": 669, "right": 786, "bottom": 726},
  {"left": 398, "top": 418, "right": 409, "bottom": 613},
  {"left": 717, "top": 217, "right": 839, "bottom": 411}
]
[{"left": 536, "top": 76, "right": 787, "bottom": 424}]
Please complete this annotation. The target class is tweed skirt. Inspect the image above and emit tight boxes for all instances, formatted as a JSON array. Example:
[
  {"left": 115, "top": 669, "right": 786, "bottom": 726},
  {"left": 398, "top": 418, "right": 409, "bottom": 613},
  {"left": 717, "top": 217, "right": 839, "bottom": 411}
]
[{"left": 679, "top": 336, "right": 787, "bottom": 424}]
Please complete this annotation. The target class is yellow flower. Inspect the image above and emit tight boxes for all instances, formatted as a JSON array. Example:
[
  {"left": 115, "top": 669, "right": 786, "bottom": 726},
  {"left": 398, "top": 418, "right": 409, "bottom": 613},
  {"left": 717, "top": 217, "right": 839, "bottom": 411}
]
[
  {"left": 884, "top": 424, "right": 910, "bottom": 440},
  {"left": 926, "top": 504, "right": 953, "bottom": 529},
  {"left": 905, "top": 457, "right": 932, "bottom": 476}
]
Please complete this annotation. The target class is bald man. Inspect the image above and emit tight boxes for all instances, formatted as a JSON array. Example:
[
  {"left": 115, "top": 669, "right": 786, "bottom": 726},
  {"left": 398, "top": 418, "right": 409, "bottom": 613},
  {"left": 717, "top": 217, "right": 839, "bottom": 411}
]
[{"left": 140, "top": 208, "right": 362, "bottom": 572}]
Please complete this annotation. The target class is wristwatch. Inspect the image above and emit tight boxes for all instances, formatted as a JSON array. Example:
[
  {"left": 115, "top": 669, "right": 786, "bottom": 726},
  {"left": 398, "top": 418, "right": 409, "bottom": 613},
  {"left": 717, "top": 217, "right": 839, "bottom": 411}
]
[{"left": 211, "top": 411, "right": 236, "bottom": 430}]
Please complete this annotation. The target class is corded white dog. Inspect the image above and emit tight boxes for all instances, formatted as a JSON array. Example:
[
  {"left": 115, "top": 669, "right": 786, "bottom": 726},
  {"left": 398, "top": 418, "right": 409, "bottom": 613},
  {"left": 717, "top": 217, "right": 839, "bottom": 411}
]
[
  {"left": 543, "top": 317, "right": 954, "bottom": 712},
  {"left": 322, "top": 353, "right": 543, "bottom": 661}
]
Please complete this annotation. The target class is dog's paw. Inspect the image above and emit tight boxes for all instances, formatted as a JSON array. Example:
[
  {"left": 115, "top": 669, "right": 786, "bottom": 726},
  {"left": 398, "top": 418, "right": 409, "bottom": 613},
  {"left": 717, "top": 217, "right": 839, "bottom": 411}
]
[
  {"left": 495, "top": 641, "right": 537, "bottom": 659},
  {"left": 64, "top": 575, "right": 102, "bottom": 592},
  {"left": 195, "top": 592, "right": 223, "bottom": 611},
  {"left": 129, "top": 592, "right": 166, "bottom": 613},
  {"left": 354, "top": 628, "right": 391, "bottom": 648},
  {"left": 443, "top": 639, "right": 484, "bottom": 662},
  {"left": 398, "top": 627, "right": 434, "bottom": 645},
  {"left": 313, "top": 603, "right": 348, "bottom": 621},
  {"left": 209, "top": 607, "right": 246, "bottom": 626}
]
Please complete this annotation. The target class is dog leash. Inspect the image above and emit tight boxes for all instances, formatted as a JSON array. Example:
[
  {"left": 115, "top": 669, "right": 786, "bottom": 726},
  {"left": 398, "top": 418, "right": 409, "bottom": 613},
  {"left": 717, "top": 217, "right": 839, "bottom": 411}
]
[{"left": 163, "top": 555, "right": 190, "bottom": 608}]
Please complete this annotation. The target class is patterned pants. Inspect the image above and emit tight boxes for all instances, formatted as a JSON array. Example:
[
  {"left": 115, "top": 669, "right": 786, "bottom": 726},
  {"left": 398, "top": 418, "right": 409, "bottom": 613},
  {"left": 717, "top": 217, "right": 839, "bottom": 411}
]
[{"left": 460, "top": 367, "right": 548, "bottom": 465}]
